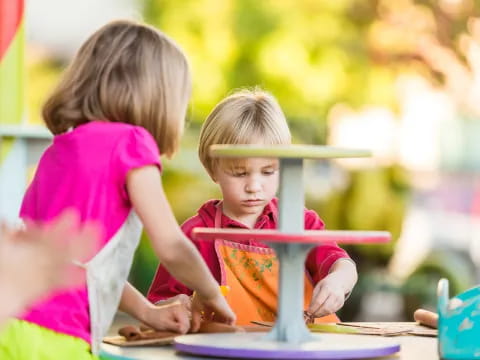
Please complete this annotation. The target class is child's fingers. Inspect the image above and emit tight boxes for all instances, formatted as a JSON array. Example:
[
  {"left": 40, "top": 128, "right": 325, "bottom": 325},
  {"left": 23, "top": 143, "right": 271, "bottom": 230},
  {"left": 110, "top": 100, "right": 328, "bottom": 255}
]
[
  {"left": 0, "top": 221, "right": 18, "bottom": 243},
  {"left": 179, "top": 294, "right": 192, "bottom": 312},
  {"left": 46, "top": 210, "right": 77, "bottom": 240},
  {"left": 313, "top": 294, "right": 343, "bottom": 317},
  {"left": 190, "top": 309, "right": 202, "bottom": 333},
  {"left": 211, "top": 298, "right": 236, "bottom": 325},
  {"left": 68, "top": 222, "right": 101, "bottom": 262},
  {"left": 0, "top": 221, "right": 8, "bottom": 238},
  {"left": 53, "top": 218, "right": 100, "bottom": 289},
  {"left": 308, "top": 286, "right": 328, "bottom": 315},
  {"left": 22, "top": 218, "right": 39, "bottom": 234},
  {"left": 167, "top": 305, "right": 190, "bottom": 334},
  {"left": 311, "top": 294, "right": 332, "bottom": 317},
  {"left": 176, "top": 309, "right": 191, "bottom": 334},
  {"left": 11, "top": 220, "right": 39, "bottom": 243},
  {"left": 166, "top": 294, "right": 192, "bottom": 312}
]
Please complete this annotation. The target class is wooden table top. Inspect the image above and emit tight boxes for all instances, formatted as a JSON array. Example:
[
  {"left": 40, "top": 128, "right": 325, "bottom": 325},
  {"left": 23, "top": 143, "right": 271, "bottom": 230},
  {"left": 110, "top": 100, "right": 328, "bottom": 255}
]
[{"left": 101, "top": 331, "right": 439, "bottom": 360}]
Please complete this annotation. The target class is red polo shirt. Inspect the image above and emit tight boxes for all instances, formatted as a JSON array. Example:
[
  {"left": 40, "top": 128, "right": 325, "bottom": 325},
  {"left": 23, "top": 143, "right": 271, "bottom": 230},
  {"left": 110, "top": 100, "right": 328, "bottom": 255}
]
[{"left": 147, "top": 198, "right": 351, "bottom": 304}]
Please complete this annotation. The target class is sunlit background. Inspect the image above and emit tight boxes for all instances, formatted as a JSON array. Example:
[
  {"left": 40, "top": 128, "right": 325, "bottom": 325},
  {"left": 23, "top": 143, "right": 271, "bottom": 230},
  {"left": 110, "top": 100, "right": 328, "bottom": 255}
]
[{"left": 2, "top": 0, "right": 480, "bottom": 321}]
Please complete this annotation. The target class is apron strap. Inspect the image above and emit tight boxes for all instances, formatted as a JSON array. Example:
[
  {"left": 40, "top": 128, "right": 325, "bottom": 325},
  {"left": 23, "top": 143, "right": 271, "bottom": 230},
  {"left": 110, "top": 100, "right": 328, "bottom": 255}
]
[{"left": 214, "top": 201, "right": 223, "bottom": 229}]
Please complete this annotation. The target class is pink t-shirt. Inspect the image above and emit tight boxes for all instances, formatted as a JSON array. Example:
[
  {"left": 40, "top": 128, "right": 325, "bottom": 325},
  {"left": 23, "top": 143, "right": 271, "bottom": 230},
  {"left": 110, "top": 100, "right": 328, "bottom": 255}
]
[{"left": 19, "top": 120, "right": 162, "bottom": 344}]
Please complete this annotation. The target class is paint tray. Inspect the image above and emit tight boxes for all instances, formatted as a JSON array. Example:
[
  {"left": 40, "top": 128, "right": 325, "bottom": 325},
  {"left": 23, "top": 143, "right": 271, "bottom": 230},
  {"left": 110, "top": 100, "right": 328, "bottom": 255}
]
[{"left": 437, "top": 278, "right": 480, "bottom": 359}]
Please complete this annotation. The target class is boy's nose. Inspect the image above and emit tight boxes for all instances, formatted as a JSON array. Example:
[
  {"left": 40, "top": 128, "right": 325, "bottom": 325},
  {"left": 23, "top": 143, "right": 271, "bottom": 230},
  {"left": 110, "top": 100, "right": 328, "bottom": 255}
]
[{"left": 245, "top": 179, "right": 262, "bottom": 193}]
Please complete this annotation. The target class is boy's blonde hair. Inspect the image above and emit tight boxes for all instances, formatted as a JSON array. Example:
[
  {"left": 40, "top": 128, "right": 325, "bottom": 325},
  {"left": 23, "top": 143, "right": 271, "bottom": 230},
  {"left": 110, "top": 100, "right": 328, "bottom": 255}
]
[
  {"left": 199, "top": 89, "right": 291, "bottom": 176},
  {"left": 43, "top": 20, "right": 191, "bottom": 158}
]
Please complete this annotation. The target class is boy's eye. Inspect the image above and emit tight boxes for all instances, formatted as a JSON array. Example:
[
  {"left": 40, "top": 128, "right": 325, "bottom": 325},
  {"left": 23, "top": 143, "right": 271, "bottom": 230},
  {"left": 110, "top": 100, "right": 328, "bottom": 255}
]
[
  {"left": 262, "top": 169, "right": 276, "bottom": 175},
  {"left": 233, "top": 172, "right": 247, "bottom": 177}
]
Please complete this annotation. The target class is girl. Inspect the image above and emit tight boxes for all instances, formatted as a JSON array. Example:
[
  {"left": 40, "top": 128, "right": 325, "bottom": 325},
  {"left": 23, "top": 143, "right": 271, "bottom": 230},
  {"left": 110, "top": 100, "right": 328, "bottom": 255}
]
[
  {"left": 148, "top": 89, "right": 357, "bottom": 325},
  {"left": 0, "top": 20, "right": 234, "bottom": 360}
]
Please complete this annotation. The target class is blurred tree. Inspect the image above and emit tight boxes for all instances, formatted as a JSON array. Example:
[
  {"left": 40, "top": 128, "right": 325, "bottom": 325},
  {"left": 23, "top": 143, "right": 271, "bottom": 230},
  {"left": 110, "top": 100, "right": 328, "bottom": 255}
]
[
  {"left": 131, "top": 0, "right": 480, "bottom": 299},
  {"left": 26, "top": 0, "right": 480, "bottom": 301},
  {"left": 142, "top": 0, "right": 480, "bottom": 127},
  {"left": 142, "top": 0, "right": 397, "bottom": 143},
  {"left": 26, "top": 58, "right": 63, "bottom": 125}
]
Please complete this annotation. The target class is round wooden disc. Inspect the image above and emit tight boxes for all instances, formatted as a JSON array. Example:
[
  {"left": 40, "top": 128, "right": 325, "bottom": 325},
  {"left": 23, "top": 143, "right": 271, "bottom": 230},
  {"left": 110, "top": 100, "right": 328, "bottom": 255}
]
[
  {"left": 192, "top": 228, "right": 391, "bottom": 245},
  {"left": 174, "top": 332, "right": 400, "bottom": 359}
]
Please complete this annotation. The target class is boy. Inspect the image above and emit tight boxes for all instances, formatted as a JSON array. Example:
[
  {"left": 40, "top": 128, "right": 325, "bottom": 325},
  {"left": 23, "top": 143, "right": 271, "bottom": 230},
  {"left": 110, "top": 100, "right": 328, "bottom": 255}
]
[{"left": 148, "top": 89, "right": 357, "bottom": 324}]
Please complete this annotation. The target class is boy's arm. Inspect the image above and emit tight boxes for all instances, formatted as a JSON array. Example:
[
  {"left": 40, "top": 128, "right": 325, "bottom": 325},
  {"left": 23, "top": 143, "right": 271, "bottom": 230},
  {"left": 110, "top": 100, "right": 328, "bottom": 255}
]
[
  {"left": 303, "top": 209, "right": 357, "bottom": 316},
  {"left": 307, "top": 258, "right": 358, "bottom": 317},
  {"left": 147, "top": 265, "right": 193, "bottom": 304},
  {"left": 324, "top": 258, "right": 357, "bottom": 296},
  {"left": 304, "top": 209, "right": 356, "bottom": 285}
]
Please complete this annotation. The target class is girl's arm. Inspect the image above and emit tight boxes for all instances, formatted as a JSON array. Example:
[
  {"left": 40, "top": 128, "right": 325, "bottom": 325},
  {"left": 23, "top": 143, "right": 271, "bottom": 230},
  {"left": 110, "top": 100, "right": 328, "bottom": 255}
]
[
  {"left": 146, "top": 217, "right": 208, "bottom": 304},
  {"left": 126, "top": 166, "right": 235, "bottom": 329},
  {"left": 119, "top": 282, "right": 190, "bottom": 333}
]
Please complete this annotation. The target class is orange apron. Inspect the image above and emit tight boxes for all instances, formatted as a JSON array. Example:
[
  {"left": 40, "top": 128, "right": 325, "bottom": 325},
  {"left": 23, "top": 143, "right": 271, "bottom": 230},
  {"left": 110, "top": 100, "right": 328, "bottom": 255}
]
[{"left": 213, "top": 204, "right": 339, "bottom": 325}]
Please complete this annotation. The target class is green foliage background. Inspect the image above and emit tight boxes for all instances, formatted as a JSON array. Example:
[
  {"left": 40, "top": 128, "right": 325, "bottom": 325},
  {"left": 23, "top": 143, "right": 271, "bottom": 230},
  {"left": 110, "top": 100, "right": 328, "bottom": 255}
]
[{"left": 27, "top": 0, "right": 479, "bottom": 308}]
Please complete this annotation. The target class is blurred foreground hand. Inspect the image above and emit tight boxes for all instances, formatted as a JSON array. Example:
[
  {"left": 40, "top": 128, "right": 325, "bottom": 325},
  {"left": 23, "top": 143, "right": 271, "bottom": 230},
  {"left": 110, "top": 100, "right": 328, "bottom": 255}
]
[{"left": 0, "top": 210, "right": 100, "bottom": 325}]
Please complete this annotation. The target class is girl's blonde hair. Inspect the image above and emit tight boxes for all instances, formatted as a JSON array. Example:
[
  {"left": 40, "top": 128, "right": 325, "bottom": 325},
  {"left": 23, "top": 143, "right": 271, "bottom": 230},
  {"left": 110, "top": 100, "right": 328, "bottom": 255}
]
[
  {"left": 199, "top": 89, "right": 291, "bottom": 176},
  {"left": 43, "top": 19, "right": 191, "bottom": 158}
]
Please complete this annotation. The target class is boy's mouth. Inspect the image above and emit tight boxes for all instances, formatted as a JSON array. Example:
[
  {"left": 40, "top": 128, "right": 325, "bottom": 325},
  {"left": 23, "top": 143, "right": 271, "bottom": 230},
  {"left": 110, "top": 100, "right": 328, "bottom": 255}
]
[{"left": 242, "top": 199, "right": 263, "bottom": 206}]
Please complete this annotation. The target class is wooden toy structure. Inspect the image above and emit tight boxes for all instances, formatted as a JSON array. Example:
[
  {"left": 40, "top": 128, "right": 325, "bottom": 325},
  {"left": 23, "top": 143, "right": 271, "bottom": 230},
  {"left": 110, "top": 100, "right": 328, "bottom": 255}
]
[{"left": 174, "top": 144, "right": 401, "bottom": 359}]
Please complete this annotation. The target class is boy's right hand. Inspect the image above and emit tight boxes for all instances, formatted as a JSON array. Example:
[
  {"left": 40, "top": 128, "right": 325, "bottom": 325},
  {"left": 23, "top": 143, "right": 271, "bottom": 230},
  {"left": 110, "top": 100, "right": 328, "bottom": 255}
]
[{"left": 190, "top": 292, "right": 236, "bottom": 332}]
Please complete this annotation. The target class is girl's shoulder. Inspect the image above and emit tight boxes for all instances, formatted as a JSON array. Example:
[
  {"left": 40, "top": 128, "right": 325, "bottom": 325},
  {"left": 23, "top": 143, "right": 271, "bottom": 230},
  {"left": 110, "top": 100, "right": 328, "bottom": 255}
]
[
  {"left": 53, "top": 120, "right": 161, "bottom": 175},
  {"left": 73, "top": 121, "right": 150, "bottom": 138},
  {"left": 81, "top": 121, "right": 159, "bottom": 157}
]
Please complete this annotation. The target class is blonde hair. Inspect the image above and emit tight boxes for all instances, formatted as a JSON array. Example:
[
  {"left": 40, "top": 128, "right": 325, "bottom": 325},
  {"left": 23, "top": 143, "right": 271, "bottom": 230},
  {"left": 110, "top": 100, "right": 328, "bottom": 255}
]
[
  {"left": 43, "top": 19, "right": 191, "bottom": 158},
  {"left": 199, "top": 89, "right": 291, "bottom": 176}
]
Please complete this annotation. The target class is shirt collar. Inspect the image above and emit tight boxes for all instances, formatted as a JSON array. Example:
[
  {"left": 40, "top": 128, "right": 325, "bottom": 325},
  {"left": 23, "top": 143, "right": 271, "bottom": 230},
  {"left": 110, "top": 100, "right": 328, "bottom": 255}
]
[{"left": 221, "top": 199, "right": 277, "bottom": 229}]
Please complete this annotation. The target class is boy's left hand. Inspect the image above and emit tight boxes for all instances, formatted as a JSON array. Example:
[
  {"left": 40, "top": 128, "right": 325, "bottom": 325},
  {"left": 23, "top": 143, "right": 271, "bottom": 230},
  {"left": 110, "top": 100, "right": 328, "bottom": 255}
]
[{"left": 308, "top": 274, "right": 346, "bottom": 318}]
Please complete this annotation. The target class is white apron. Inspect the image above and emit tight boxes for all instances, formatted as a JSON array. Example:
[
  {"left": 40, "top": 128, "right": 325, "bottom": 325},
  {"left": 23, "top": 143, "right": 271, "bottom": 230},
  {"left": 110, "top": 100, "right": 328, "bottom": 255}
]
[{"left": 83, "top": 210, "right": 142, "bottom": 354}]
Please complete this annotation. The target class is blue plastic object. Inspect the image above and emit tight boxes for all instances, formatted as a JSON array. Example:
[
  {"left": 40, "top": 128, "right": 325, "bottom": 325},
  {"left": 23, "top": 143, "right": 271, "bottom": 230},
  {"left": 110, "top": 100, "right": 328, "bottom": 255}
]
[{"left": 437, "top": 278, "right": 480, "bottom": 359}]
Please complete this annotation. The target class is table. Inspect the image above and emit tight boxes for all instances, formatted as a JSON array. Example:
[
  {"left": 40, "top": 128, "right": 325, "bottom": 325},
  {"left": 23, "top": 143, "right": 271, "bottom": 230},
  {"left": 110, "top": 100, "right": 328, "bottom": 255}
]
[
  {"left": 102, "top": 145, "right": 404, "bottom": 359},
  {"left": 100, "top": 333, "right": 439, "bottom": 360}
]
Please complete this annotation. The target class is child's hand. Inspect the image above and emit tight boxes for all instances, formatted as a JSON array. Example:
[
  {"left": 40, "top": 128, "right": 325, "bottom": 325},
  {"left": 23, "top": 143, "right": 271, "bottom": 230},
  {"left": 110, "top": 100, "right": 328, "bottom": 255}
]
[
  {"left": 0, "top": 210, "right": 99, "bottom": 315},
  {"left": 190, "top": 292, "right": 236, "bottom": 332},
  {"left": 141, "top": 301, "right": 191, "bottom": 334},
  {"left": 155, "top": 294, "right": 192, "bottom": 311},
  {"left": 308, "top": 274, "right": 346, "bottom": 318}
]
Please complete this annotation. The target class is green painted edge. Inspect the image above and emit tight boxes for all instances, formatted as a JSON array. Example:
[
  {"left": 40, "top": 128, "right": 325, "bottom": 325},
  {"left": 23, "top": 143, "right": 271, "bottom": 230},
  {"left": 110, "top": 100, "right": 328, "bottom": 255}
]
[
  {"left": 99, "top": 350, "right": 135, "bottom": 360},
  {"left": 308, "top": 323, "right": 359, "bottom": 334},
  {"left": 210, "top": 144, "right": 371, "bottom": 159},
  {"left": 0, "top": 20, "right": 24, "bottom": 126}
]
